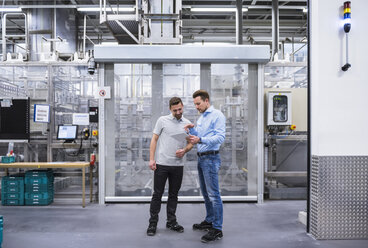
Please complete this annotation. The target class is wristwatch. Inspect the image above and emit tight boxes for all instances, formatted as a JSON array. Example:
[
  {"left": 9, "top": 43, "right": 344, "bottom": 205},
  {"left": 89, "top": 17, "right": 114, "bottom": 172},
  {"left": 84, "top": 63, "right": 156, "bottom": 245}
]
[{"left": 199, "top": 137, "right": 202, "bottom": 144}]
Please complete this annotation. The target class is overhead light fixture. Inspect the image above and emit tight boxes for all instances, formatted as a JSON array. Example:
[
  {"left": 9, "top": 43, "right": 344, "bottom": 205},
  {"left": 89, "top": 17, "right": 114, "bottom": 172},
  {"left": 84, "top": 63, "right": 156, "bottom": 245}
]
[
  {"left": 100, "top": 42, "right": 119, "bottom": 46},
  {"left": 191, "top": 8, "right": 234, "bottom": 12},
  {"left": 77, "top": 7, "right": 134, "bottom": 12},
  {"left": 191, "top": 7, "right": 248, "bottom": 12},
  {"left": 0, "top": 7, "right": 22, "bottom": 12},
  {"left": 302, "top": 8, "right": 308, "bottom": 13}
]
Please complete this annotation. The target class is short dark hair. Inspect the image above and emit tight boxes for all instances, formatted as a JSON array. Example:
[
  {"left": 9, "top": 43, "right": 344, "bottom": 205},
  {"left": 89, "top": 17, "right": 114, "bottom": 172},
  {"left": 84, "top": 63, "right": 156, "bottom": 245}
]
[
  {"left": 169, "top": 97, "right": 183, "bottom": 108},
  {"left": 193, "top": 90, "right": 210, "bottom": 101}
]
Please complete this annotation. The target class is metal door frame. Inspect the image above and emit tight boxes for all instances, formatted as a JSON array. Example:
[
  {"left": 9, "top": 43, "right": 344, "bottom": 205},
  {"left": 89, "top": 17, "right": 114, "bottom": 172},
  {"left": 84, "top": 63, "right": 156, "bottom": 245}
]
[{"left": 95, "top": 45, "right": 269, "bottom": 204}]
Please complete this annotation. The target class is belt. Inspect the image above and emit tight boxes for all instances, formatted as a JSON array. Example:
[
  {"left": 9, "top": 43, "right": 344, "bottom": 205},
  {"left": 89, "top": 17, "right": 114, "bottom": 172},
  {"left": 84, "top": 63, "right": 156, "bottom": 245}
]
[{"left": 197, "top": 150, "right": 219, "bottom": 157}]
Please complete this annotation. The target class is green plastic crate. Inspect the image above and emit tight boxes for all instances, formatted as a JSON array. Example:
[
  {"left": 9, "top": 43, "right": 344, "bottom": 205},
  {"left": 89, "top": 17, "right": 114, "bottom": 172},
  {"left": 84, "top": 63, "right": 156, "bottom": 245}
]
[
  {"left": 25, "top": 198, "right": 53, "bottom": 206},
  {"left": 2, "top": 192, "right": 24, "bottom": 200},
  {"left": 24, "top": 177, "right": 53, "bottom": 185},
  {"left": 2, "top": 177, "right": 24, "bottom": 191},
  {"left": 25, "top": 189, "right": 53, "bottom": 194},
  {"left": 2, "top": 198, "right": 24, "bottom": 206},
  {"left": 2, "top": 184, "right": 24, "bottom": 193},
  {"left": 1, "top": 156, "right": 15, "bottom": 163},
  {"left": 25, "top": 185, "right": 53, "bottom": 192},
  {"left": 25, "top": 192, "right": 53, "bottom": 200},
  {"left": 25, "top": 170, "right": 54, "bottom": 177},
  {"left": 1, "top": 177, "right": 25, "bottom": 206},
  {"left": 25, "top": 176, "right": 54, "bottom": 180},
  {"left": 1, "top": 176, "right": 24, "bottom": 188}
]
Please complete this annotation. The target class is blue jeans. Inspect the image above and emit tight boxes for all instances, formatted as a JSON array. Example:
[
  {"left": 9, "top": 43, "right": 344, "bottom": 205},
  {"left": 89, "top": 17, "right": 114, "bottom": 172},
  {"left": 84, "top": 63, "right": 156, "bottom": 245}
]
[{"left": 197, "top": 153, "right": 223, "bottom": 230}]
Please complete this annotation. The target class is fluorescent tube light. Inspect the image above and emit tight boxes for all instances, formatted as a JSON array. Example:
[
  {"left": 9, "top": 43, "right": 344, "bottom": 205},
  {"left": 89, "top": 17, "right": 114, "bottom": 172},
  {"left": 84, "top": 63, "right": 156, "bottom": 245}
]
[
  {"left": 77, "top": 7, "right": 134, "bottom": 12},
  {"left": 0, "top": 7, "right": 22, "bottom": 12},
  {"left": 100, "top": 42, "right": 119, "bottom": 46},
  {"left": 191, "top": 7, "right": 248, "bottom": 12}
]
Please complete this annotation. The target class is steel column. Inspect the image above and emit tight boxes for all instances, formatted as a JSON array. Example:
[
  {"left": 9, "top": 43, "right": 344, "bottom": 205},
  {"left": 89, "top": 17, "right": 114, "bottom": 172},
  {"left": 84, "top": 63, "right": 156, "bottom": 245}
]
[
  {"left": 104, "top": 63, "right": 116, "bottom": 197},
  {"left": 98, "top": 64, "right": 106, "bottom": 204},
  {"left": 236, "top": 0, "right": 243, "bottom": 45},
  {"left": 272, "top": 0, "right": 279, "bottom": 60},
  {"left": 200, "top": 63, "right": 211, "bottom": 92},
  {"left": 248, "top": 63, "right": 264, "bottom": 203},
  {"left": 151, "top": 63, "right": 164, "bottom": 128},
  {"left": 257, "top": 64, "right": 265, "bottom": 203},
  {"left": 47, "top": 65, "right": 54, "bottom": 162}
]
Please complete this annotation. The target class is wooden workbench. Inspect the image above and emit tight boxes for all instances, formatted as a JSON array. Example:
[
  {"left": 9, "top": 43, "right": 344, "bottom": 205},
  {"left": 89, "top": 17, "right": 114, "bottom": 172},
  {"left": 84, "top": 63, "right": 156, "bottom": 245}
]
[{"left": 0, "top": 162, "right": 93, "bottom": 208}]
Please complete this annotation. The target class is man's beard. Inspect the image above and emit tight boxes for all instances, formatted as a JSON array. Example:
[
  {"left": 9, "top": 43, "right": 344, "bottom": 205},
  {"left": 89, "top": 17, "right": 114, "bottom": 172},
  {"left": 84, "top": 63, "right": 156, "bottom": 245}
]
[{"left": 199, "top": 107, "right": 207, "bottom": 113}]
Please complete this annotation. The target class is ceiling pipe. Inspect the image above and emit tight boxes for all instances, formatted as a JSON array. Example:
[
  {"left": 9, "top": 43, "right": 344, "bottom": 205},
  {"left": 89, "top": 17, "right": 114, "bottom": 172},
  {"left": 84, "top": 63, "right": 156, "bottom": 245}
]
[
  {"left": 271, "top": 0, "right": 279, "bottom": 60},
  {"left": 236, "top": 0, "right": 243, "bottom": 45}
]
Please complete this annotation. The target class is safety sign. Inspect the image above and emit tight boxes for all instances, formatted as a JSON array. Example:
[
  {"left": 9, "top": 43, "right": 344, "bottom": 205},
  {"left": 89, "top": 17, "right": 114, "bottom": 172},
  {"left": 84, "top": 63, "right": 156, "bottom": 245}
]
[{"left": 96, "top": 87, "right": 111, "bottom": 99}]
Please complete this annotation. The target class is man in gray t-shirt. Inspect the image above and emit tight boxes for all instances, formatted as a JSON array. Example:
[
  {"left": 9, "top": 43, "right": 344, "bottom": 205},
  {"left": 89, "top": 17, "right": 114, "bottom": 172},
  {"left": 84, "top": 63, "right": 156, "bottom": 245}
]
[{"left": 147, "top": 97, "right": 193, "bottom": 236}]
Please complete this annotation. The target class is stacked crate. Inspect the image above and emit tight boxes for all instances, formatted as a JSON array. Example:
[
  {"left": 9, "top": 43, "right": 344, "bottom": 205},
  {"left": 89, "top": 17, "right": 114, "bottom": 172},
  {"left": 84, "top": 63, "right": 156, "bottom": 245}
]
[
  {"left": 1, "top": 156, "right": 15, "bottom": 163},
  {"left": 1, "top": 176, "right": 25, "bottom": 206},
  {"left": 25, "top": 170, "right": 54, "bottom": 206}
]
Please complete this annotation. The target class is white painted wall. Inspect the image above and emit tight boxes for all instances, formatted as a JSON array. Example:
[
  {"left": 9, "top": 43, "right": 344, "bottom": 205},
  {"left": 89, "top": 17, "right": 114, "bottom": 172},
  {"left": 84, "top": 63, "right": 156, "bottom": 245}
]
[{"left": 311, "top": 0, "right": 368, "bottom": 155}]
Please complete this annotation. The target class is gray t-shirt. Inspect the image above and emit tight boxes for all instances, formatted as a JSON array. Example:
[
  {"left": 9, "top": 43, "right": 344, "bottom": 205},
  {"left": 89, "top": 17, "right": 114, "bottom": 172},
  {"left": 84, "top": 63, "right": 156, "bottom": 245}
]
[{"left": 153, "top": 114, "right": 191, "bottom": 166}]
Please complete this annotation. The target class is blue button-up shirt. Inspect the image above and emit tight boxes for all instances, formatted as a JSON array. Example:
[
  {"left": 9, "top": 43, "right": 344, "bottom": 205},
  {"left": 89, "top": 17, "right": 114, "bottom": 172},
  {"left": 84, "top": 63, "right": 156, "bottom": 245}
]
[{"left": 189, "top": 106, "right": 226, "bottom": 153}]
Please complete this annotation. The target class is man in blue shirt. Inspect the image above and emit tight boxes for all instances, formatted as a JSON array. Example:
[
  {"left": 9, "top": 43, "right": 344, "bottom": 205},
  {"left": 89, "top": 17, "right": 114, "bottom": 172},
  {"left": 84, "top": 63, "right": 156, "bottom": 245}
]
[{"left": 184, "top": 90, "right": 226, "bottom": 243}]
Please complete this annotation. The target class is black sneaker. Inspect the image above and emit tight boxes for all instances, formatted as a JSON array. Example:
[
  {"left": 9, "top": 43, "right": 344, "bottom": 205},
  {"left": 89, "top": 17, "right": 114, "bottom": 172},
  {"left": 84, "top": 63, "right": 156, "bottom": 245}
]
[
  {"left": 201, "top": 228, "right": 223, "bottom": 243},
  {"left": 193, "top": 220, "right": 212, "bottom": 231},
  {"left": 166, "top": 222, "right": 184, "bottom": 233},
  {"left": 147, "top": 224, "right": 157, "bottom": 236}
]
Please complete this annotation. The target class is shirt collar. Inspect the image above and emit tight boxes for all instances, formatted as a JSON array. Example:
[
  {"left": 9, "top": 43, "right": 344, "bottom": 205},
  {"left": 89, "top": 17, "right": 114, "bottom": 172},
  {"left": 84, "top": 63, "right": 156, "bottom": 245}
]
[
  {"left": 171, "top": 114, "right": 184, "bottom": 122},
  {"left": 203, "top": 105, "right": 214, "bottom": 114}
]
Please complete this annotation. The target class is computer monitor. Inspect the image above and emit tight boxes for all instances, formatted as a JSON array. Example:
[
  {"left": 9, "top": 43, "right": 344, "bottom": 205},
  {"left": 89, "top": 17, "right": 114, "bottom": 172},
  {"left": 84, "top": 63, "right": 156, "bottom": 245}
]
[
  {"left": 57, "top": 125, "right": 78, "bottom": 142},
  {"left": 0, "top": 98, "right": 30, "bottom": 142}
]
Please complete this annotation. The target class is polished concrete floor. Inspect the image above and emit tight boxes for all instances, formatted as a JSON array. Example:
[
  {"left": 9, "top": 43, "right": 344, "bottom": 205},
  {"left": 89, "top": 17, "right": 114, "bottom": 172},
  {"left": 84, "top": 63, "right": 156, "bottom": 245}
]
[{"left": 0, "top": 200, "right": 366, "bottom": 248}]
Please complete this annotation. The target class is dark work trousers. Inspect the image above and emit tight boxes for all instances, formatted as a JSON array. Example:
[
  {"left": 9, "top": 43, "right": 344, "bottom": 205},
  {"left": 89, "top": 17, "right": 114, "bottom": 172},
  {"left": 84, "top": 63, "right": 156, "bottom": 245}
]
[{"left": 149, "top": 164, "right": 184, "bottom": 225}]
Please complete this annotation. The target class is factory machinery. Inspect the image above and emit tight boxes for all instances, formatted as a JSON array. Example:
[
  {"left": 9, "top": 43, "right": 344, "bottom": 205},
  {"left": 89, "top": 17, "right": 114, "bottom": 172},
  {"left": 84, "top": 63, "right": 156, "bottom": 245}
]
[
  {"left": 111, "top": 62, "right": 308, "bottom": 199},
  {"left": 0, "top": 0, "right": 100, "bottom": 173},
  {"left": 0, "top": 62, "right": 250, "bottom": 199},
  {"left": 264, "top": 62, "right": 308, "bottom": 199},
  {"left": 112, "top": 63, "right": 249, "bottom": 197},
  {"left": 0, "top": 61, "right": 307, "bottom": 200},
  {"left": 0, "top": 64, "right": 99, "bottom": 200}
]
